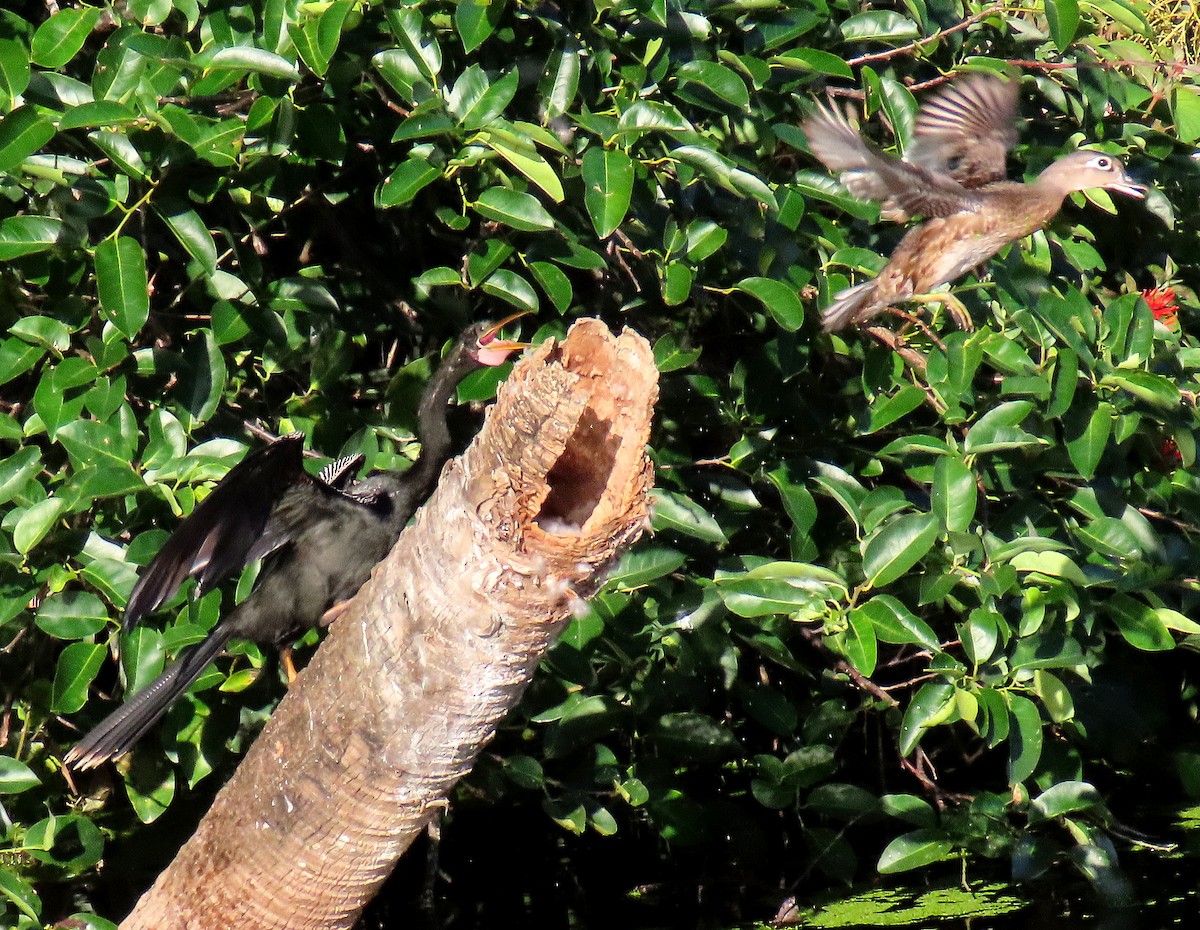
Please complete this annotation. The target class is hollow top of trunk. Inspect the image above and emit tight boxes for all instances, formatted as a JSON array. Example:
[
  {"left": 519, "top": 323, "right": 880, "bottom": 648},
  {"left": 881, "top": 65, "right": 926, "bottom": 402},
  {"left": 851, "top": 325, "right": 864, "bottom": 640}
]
[{"left": 465, "top": 318, "right": 657, "bottom": 603}]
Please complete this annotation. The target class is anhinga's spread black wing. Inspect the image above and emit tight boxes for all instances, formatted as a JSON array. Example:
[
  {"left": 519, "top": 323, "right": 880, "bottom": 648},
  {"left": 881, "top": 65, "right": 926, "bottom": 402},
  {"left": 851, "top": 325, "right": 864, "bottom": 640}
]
[{"left": 123, "top": 435, "right": 369, "bottom": 629}]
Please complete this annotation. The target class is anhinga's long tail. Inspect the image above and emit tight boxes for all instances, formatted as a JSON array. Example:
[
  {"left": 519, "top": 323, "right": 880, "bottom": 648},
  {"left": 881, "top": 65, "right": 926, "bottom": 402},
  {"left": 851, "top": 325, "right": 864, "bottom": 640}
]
[{"left": 64, "top": 625, "right": 234, "bottom": 771}]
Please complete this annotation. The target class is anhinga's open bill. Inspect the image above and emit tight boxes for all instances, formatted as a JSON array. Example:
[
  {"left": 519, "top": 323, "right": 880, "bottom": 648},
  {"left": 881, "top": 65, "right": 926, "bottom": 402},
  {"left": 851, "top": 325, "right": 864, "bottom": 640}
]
[{"left": 64, "top": 316, "right": 527, "bottom": 771}]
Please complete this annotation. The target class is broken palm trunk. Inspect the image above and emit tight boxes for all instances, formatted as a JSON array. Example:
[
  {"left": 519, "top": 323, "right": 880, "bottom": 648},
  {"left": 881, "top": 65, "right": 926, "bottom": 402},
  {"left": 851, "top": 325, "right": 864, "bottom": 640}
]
[{"left": 120, "top": 319, "right": 657, "bottom": 930}]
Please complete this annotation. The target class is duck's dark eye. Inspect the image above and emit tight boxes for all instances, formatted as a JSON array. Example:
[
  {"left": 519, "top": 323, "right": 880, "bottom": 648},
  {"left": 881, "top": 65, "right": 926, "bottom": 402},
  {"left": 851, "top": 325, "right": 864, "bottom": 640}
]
[{"left": 1095, "top": 156, "right": 1112, "bottom": 169}]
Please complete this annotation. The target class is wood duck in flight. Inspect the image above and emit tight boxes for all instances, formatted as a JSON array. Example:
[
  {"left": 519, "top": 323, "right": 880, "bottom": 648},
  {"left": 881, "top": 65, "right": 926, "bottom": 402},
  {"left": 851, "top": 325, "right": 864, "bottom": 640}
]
[{"left": 803, "top": 74, "right": 1147, "bottom": 332}]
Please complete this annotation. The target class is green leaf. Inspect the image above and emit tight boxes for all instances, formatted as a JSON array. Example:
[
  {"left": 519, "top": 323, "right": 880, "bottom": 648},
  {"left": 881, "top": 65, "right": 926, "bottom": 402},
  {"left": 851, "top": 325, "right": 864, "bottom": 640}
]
[
  {"left": 0, "top": 446, "right": 42, "bottom": 505},
  {"left": 877, "top": 829, "right": 953, "bottom": 873},
  {"left": 1008, "top": 694, "right": 1044, "bottom": 784},
  {"left": 178, "top": 330, "right": 226, "bottom": 427},
  {"left": 32, "top": 8, "right": 104, "bottom": 69},
  {"left": 157, "top": 200, "right": 218, "bottom": 276},
  {"left": 652, "top": 333, "right": 701, "bottom": 373},
  {"left": 686, "top": 220, "right": 727, "bottom": 261},
  {"left": 529, "top": 261, "right": 573, "bottom": 314},
  {"left": 717, "top": 562, "right": 845, "bottom": 619},
  {"left": 480, "top": 269, "right": 539, "bottom": 312},
  {"left": 290, "top": 0, "right": 354, "bottom": 76},
  {"left": 616, "top": 101, "right": 692, "bottom": 136},
  {"left": 650, "top": 489, "right": 727, "bottom": 544},
  {"left": 10, "top": 315, "right": 70, "bottom": 351},
  {"left": 57, "top": 420, "right": 135, "bottom": 470},
  {"left": 14, "top": 497, "right": 67, "bottom": 554},
  {"left": 862, "top": 511, "right": 938, "bottom": 588},
  {"left": 1107, "top": 593, "right": 1175, "bottom": 651},
  {"left": 200, "top": 46, "right": 301, "bottom": 81},
  {"left": 51, "top": 641, "right": 107, "bottom": 713},
  {"left": 932, "top": 456, "right": 976, "bottom": 533},
  {"left": 770, "top": 49, "right": 853, "bottom": 79},
  {"left": 1046, "top": 0, "right": 1081, "bottom": 50},
  {"left": 1080, "top": 0, "right": 1150, "bottom": 35},
  {"left": 881, "top": 794, "right": 936, "bottom": 827},
  {"left": 481, "top": 132, "right": 564, "bottom": 202},
  {"left": 1172, "top": 86, "right": 1200, "bottom": 144},
  {"left": 605, "top": 546, "right": 687, "bottom": 588},
  {"left": 1009, "top": 551, "right": 1087, "bottom": 586},
  {"left": 964, "top": 400, "right": 1043, "bottom": 454},
  {"left": 125, "top": 763, "right": 176, "bottom": 824},
  {"left": 1033, "top": 669, "right": 1074, "bottom": 723},
  {"left": 36, "top": 590, "right": 110, "bottom": 640},
  {"left": 899, "top": 680, "right": 956, "bottom": 755},
  {"left": 676, "top": 60, "right": 750, "bottom": 109},
  {"left": 1100, "top": 370, "right": 1180, "bottom": 411},
  {"left": 581, "top": 148, "right": 635, "bottom": 239},
  {"left": 0, "top": 756, "right": 40, "bottom": 794},
  {"left": 455, "top": 0, "right": 505, "bottom": 53},
  {"left": 662, "top": 261, "right": 693, "bottom": 306},
  {"left": 90, "top": 129, "right": 149, "bottom": 180},
  {"left": 95, "top": 237, "right": 150, "bottom": 339},
  {"left": 0, "top": 39, "right": 31, "bottom": 106},
  {"left": 451, "top": 67, "right": 516, "bottom": 127},
  {"left": 0, "top": 864, "right": 41, "bottom": 921},
  {"left": 59, "top": 100, "right": 139, "bottom": 131},
  {"left": 473, "top": 187, "right": 555, "bottom": 231},
  {"left": 543, "top": 42, "right": 580, "bottom": 119},
  {"left": 1064, "top": 401, "right": 1112, "bottom": 479},
  {"left": 845, "top": 608, "right": 878, "bottom": 675},
  {"left": 0, "top": 214, "right": 64, "bottom": 260},
  {"left": 853, "top": 595, "right": 939, "bottom": 651},
  {"left": 840, "top": 10, "right": 920, "bottom": 42},
  {"left": 0, "top": 109, "right": 51, "bottom": 181},
  {"left": 673, "top": 144, "right": 777, "bottom": 209},
  {"left": 735, "top": 276, "right": 803, "bottom": 331},
  {"left": 377, "top": 159, "right": 440, "bottom": 208},
  {"left": 1029, "top": 781, "right": 1105, "bottom": 823},
  {"left": 864, "top": 384, "right": 925, "bottom": 434}
]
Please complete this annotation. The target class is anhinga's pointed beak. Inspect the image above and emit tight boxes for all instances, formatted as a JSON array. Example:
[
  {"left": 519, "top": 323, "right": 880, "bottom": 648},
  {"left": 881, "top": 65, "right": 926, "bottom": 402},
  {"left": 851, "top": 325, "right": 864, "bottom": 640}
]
[{"left": 476, "top": 311, "right": 531, "bottom": 366}]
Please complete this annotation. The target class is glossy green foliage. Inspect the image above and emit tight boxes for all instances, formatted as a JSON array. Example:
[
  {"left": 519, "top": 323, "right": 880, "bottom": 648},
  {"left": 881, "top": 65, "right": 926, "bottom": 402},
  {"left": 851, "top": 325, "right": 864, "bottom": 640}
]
[{"left": 0, "top": 0, "right": 1197, "bottom": 923}]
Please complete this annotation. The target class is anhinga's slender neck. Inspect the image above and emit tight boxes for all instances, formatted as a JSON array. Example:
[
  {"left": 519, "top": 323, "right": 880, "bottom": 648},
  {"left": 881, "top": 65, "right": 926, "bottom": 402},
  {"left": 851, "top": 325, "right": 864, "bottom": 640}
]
[{"left": 403, "top": 342, "right": 474, "bottom": 499}]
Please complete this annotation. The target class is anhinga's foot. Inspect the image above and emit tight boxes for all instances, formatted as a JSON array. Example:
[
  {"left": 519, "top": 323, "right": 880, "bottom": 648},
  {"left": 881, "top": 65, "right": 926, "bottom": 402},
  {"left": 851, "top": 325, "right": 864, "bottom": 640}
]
[
  {"left": 319, "top": 599, "right": 354, "bottom": 627},
  {"left": 281, "top": 646, "right": 298, "bottom": 684}
]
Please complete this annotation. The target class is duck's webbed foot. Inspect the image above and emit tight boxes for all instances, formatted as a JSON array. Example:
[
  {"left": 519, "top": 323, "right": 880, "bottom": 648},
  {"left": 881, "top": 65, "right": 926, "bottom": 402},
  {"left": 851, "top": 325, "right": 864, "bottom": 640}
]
[{"left": 903, "top": 291, "right": 974, "bottom": 332}]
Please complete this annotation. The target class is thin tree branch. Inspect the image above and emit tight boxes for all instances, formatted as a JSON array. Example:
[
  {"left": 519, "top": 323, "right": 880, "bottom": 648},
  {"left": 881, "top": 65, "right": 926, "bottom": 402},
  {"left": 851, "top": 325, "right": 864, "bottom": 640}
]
[{"left": 845, "top": 3, "right": 1006, "bottom": 69}]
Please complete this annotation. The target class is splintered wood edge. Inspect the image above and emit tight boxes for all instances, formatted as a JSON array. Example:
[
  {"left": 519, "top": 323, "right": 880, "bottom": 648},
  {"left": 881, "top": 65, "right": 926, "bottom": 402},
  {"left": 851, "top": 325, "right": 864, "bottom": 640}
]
[{"left": 464, "top": 318, "right": 657, "bottom": 597}]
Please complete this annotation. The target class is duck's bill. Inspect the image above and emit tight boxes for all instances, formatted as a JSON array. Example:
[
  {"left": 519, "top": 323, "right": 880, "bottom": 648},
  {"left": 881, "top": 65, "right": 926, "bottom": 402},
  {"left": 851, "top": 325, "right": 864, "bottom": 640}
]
[{"left": 1110, "top": 179, "right": 1148, "bottom": 199}]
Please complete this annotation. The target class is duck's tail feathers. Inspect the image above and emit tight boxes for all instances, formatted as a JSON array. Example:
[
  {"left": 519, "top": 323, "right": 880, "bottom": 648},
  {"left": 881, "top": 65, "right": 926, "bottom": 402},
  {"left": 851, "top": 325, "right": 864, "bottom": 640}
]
[{"left": 821, "top": 281, "right": 879, "bottom": 332}]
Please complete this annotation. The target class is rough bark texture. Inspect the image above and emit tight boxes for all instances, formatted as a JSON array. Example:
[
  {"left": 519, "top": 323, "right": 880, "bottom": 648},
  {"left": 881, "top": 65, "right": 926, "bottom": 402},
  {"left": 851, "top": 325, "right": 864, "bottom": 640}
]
[{"left": 119, "top": 319, "right": 657, "bottom": 930}]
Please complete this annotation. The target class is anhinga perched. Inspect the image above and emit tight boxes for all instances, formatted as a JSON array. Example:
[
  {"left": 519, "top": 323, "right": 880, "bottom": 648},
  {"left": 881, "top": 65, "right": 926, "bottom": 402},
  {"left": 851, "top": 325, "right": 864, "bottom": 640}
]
[{"left": 64, "top": 317, "right": 526, "bottom": 771}]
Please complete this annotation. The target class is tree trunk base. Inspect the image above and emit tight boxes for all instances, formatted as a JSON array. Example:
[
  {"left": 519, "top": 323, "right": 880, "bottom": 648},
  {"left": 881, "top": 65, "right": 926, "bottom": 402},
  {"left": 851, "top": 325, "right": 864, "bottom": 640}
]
[{"left": 120, "top": 319, "right": 658, "bottom": 930}]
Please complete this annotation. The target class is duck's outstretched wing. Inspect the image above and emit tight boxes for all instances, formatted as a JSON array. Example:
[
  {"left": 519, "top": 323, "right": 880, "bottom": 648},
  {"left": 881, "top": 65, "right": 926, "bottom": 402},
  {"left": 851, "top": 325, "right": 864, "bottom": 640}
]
[
  {"left": 906, "top": 74, "right": 1019, "bottom": 189},
  {"left": 123, "top": 435, "right": 367, "bottom": 629},
  {"left": 803, "top": 99, "right": 983, "bottom": 221}
]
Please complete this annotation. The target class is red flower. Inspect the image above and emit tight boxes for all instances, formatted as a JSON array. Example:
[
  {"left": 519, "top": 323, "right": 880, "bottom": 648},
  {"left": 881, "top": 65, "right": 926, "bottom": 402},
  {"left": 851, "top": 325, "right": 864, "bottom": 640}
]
[
  {"left": 1161, "top": 438, "right": 1183, "bottom": 468},
  {"left": 1142, "top": 287, "right": 1179, "bottom": 327}
]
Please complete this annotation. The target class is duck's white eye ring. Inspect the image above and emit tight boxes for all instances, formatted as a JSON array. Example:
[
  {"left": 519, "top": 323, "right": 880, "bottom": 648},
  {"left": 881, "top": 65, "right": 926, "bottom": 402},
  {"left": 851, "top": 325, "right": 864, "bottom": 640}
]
[{"left": 1094, "top": 156, "right": 1112, "bottom": 169}]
